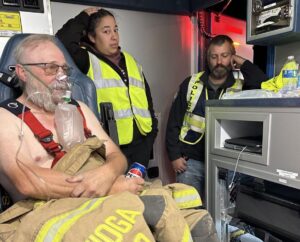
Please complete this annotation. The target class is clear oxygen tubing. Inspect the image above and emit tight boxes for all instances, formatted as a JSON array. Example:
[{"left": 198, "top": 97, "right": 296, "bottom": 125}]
[{"left": 15, "top": 66, "right": 71, "bottom": 201}]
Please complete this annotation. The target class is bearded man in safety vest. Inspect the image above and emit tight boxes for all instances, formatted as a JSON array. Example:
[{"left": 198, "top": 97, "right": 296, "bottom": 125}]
[{"left": 166, "top": 35, "right": 268, "bottom": 202}]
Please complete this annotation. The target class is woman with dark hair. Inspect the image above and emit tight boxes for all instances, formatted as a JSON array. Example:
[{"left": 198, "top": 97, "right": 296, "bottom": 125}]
[{"left": 56, "top": 8, "right": 158, "bottom": 169}]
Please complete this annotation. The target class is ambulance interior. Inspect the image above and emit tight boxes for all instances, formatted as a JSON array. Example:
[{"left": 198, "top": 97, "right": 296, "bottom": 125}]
[{"left": 0, "top": 0, "right": 299, "bottom": 241}]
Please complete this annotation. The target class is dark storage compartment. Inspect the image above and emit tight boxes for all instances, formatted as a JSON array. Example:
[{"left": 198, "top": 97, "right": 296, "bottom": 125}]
[{"left": 234, "top": 180, "right": 300, "bottom": 242}]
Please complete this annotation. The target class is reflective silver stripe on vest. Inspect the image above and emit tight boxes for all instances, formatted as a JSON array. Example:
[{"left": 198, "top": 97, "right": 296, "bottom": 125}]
[
  {"left": 129, "top": 77, "right": 145, "bottom": 89},
  {"left": 89, "top": 53, "right": 126, "bottom": 89},
  {"left": 225, "top": 79, "right": 243, "bottom": 93},
  {"left": 89, "top": 53, "right": 103, "bottom": 88},
  {"left": 89, "top": 52, "right": 144, "bottom": 90},
  {"left": 132, "top": 106, "right": 151, "bottom": 118},
  {"left": 189, "top": 124, "right": 203, "bottom": 133},
  {"left": 183, "top": 114, "right": 205, "bottom": 133},
  {"left": 114, "top": 108, "right": 133, "bottom": 119},
  {"left": 95, "top": 79, "right": 124, "bottom": 88},
  {"left": 114, "top": 107, "right": 151, "bottom": 120}
]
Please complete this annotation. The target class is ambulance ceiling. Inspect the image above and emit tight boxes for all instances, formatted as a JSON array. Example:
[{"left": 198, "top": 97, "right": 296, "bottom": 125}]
[{"left": 51, "top": 0, "right": 225, "bottom": 15}]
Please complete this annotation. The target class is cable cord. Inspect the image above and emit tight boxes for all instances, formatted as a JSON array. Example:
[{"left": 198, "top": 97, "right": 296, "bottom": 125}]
[
  {"left": 228, "top": 146, "right": 247, "bottom": 190},
  {"left": 16, "top": 91, "right": 52, "bottom": 201},
  {"left": 198, "top": 11, "right": 215, "bottom": 39},
  {"left": 215, "top": 0, "right": 233, "bottom": 22}
]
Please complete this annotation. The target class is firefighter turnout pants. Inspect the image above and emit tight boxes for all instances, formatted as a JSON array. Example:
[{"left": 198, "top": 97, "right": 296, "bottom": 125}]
[{"left": 0, "top": 137, "right": 219, "bottom": 242}]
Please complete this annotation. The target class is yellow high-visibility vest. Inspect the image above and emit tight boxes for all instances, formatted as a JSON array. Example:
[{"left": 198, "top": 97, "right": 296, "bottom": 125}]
[
  {"left": 87, "top": 51, "right": 152, "bottom": 145},
  {"left": 179, "top": 72, "right": 243, "bottom": 145}
]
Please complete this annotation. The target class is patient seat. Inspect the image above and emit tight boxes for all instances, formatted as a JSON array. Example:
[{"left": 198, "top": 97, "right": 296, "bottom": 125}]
[
  {"left": 0, "top": 33, "right": 100, "bottom": 212},
  {"left": 0, "top": 33, "right": 99, "bottom": 118}
]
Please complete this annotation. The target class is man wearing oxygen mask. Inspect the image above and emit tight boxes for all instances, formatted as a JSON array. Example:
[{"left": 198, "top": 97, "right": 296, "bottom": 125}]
[{"left": 0, "top": 34, "right": 144, "bottom": 202}]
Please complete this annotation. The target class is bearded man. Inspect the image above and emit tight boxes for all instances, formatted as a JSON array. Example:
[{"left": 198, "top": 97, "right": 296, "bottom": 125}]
[
  {"left": 0, "top": 34, "right": 144, "bottom": 203},
  {"left": 165, "top": 35, "right": 268, "bottom": 202}
]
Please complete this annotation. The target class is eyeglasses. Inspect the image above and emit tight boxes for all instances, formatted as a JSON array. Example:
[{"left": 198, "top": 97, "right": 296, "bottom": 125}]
[{"left": 21, "top": 63, "right": 72, "bottom": 76}]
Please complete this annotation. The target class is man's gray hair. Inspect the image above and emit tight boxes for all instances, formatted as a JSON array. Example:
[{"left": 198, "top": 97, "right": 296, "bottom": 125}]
[{"left": 14, "top": 34, "right": 57, "bottom": 64}]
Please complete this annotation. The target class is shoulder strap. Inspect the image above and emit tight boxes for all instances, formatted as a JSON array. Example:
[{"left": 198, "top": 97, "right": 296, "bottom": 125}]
[
  {"left": 186, "top": 72, "right": 204, "bottom": 113},
  {"left": 1, "top": 99, "right": 92, "bottom": 166},
  {"left": 0, "top": 99, "right": 65, "bottom": 167}
]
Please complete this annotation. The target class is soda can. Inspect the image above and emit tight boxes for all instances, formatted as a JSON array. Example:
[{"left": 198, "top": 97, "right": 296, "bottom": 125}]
[{"left": 126, "top": 162, "right": 146, "bottom": 178}]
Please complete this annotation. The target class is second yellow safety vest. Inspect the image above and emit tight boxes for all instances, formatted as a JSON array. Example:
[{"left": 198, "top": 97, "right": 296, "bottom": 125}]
[{"left": 179, "top": 72, "right": 243, "bottom": 145}]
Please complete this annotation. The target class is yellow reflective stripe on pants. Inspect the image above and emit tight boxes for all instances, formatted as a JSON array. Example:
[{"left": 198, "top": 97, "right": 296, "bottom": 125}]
[
  {"left": 173, "top": 188, "right": 202, "bottom": 209},
  {"left": 35, "top": 197, "right": 107, "bottom": 242},
  {"left": 182, "top": 224, "right": 193, "bottom": 242}
]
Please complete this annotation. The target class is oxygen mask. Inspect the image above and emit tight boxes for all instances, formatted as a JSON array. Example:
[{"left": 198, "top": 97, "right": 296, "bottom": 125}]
[{"left": 50, "top": 72, "right": 72, "bottom": 104}]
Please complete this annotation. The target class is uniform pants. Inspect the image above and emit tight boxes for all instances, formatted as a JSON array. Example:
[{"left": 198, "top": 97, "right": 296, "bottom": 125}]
[
  {"left": 176, "top": 159, "right": 205, "bottom": 204},
  {"left": 121, "top": 135, "right": 154, "bottom": 168}
]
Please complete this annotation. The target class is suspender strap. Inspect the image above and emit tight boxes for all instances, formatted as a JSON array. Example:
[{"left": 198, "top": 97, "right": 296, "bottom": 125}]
[
  {"left": 77, "top": 106, "right": 92, "bottom": 138},
  {"left": 17, "top": 110, "right": 66, "bottom": 168},
  {"left": 1, "top": 98, "right": 92, "bottom": 167}
]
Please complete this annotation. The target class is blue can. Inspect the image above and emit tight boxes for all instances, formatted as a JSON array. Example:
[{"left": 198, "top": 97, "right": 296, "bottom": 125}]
[{"left": 126, "top": 162, "right": 146, "bottom": 178}]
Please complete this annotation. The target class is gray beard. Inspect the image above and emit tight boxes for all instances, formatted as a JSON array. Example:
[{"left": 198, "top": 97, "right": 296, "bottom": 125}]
[
  {"left": 24, "top": 77, "right": 69, "bottom": 112},
  {"left": 25, "top": 83, "right": 56, "bottom": 112}
]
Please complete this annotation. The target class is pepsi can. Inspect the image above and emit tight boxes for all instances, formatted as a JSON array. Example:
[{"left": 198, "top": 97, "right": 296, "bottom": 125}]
[{"left": 126, "top": 162, "right": 146, "bottom": 178}]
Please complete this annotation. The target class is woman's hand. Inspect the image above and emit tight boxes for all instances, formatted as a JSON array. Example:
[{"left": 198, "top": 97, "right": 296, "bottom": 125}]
[{"left": 84, "top": 7, "right": 101, "bottom": 16}]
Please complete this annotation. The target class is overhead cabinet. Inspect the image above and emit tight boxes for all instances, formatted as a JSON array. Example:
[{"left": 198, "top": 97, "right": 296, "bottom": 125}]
[{"left": 51, "top": 0, "right": 224, "bottom": 15}]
